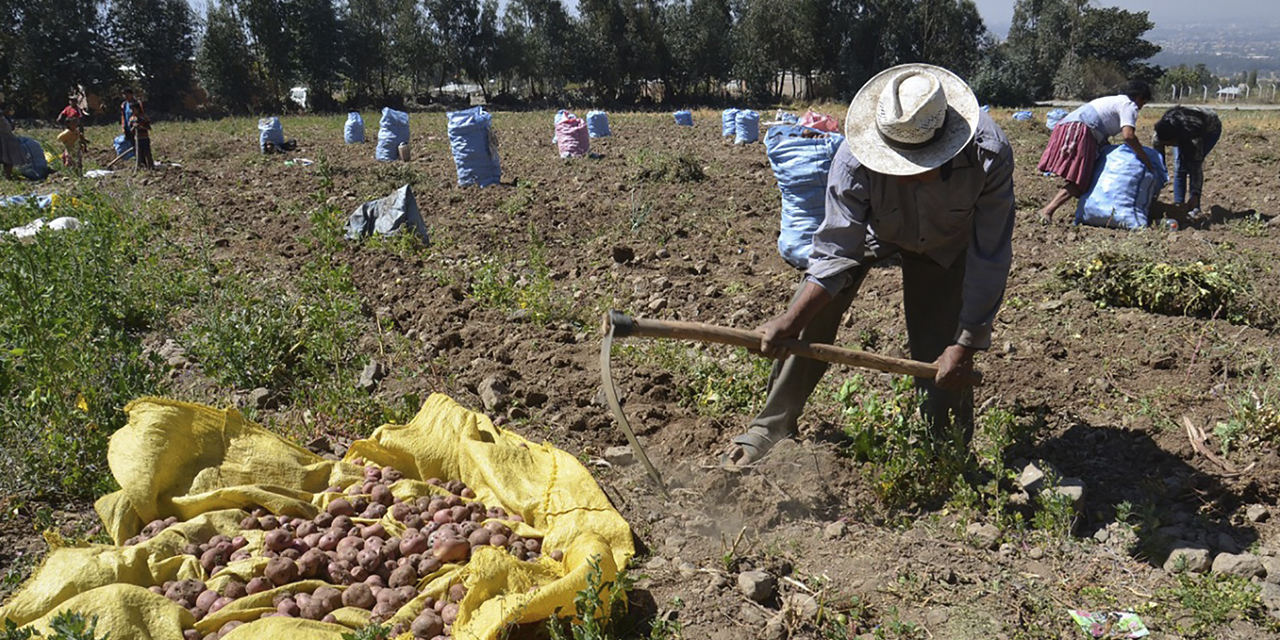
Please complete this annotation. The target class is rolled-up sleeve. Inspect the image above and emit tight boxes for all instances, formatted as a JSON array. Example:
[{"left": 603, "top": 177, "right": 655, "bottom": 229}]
[
  {"left": 957, "top": 144, "right": 1015, "bottom": 350},
  {"left": 805, "top": 144, "right": 871, "bottom": 296}
]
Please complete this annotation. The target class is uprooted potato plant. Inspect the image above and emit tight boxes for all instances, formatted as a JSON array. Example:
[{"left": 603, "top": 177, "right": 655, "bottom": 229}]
[{"left": 1056, "top": 251, "right": 1276, "bottom": 327}]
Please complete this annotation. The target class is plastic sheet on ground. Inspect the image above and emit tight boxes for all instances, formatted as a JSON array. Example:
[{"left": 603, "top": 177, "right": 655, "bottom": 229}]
[
  {"left": 0, "top": 394, "right": 633, "bottom": 640},
  {"left": 1012, "top": 110, "right": 1034, "bottom": 121},
  {"left": 6, "top": 216, "right": 82, "bottom": 239},
  {"left": 1074, "top": 144, "right": 1167, "bottom": 230},
  {"left": 85, "top": 170, "right": 114, "bottom": 178},
  {"left": 766, "top": 125, "right": 845, "bottom": 269},
  {"left": 585, "top": 111, "right": 610, "bottom": 138},
  {"left": 114, "top": 134, "right": 135, "bottom": 160},
  {"left": 673, "top": 111, "right": 693, "bottom": 126},
  {"left": 345, "top": 183, "right": 429, "bottom": 242}
]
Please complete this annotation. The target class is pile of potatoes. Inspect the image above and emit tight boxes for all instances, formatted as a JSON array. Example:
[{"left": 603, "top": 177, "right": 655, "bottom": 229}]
[{"left": 140, "top": 461, "right": 559, "bottom": 640}]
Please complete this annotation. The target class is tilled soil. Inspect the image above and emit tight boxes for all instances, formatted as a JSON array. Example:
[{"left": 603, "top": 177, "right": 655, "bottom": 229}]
[{"left": 9, "top": 107, "right": 1280, "bottom": 638}]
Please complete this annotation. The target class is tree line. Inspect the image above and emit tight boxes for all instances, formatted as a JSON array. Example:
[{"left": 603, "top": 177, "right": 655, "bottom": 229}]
[{"left": 0, "top": 0, "right": 1166, "bottom": 117}]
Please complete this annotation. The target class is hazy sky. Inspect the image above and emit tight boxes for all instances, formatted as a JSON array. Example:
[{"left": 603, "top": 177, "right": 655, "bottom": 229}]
[{"left": 976, "top": 0, "right": 1257, "bottom": 32}]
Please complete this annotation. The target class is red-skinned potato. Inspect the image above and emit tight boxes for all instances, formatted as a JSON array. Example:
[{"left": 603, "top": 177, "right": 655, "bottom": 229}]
[
  {"left": 441, "top": 602, "right": 460, "bottom": 625},
  {"left": 382, "top": 467, "right": 403, "bottom": 482},
  {"left": 259, "top": 516, "right": 279, "bottom": 531},
  {"left": 433, "top": 537, "right": 470, "bottom": 563},
  {"left": 196, "top": 589, "right": 220, "bottom": 611},
  {"left": 314, "top": 586, "right": 343, "bottom": 612},
  {"left": 245, "top": 576, "right": 272, "bottom": 594},
  {"left": 280, "top": 548, "right": 301, "bottom": 561},
  {"left": 449, "top": 583, "right": 467, "bottom": 603},
  {"left": 361, "top": 503, "right": 388, "bottom": 519},
  {"left": 342, "top": 582, "right": 376, "bottom": 609},
  {"left": 400, "top": 533, "right": 430, "bottom": 556},
  {"left": 468, "top": 529, "right": 491, "bottom": 547},
  {"left": 209, "top": 596, "right": 233, "bottom": 613},
  {"left": 370, "top": 601, "right": 398, "bottom": 622},
  {"left": 222, "top": 580, "right": 247, "bottom": 599},
  {"left": 411, "top": 610, "right": 445, "bottom": 639},
  {"left": 297, "top": 549, "right": 327, "bottom": 579},
  {"left": 148, "top": 585, "right": 164, "bottom": 595},
  {"left": 276, "top": 598, "right": 301, "bottom": 617},
  {"left": 263, "top": 529, "right": 290, "bottom": 552},
  {"left": 550, "top": 549, "right": 564, "bottom": 562},
  {"left": 321, "top": 613, "right": 338, "bottom": 624},
  {"left": 417, "top": 557, "right": 442, "bottom": 577},
  {"left": 326, "top": 498, "right": 356, "bottom": 517},
  {"left": 361, "top": 523, "right": 387, "bottom": 539},
  {"left": 183, "top": 629, "right": 201, "bottom": 640},
  {"left": 388, "top": 563, "right": 417, "bottom": 588},
  {"left": 371, "top": 484, "right": 393, "bottom": 506},
  {"left": 265, "top": 557, "right": 299, "bottom": 585}
]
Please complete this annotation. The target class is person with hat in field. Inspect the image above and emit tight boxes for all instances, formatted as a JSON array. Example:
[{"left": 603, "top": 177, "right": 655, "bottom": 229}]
[{"left": 722, "top": 63, "right": 1015, "bottom": 467}]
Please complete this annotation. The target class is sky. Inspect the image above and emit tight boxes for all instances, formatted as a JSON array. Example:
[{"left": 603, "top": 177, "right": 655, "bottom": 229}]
[{"left": 974, "top": 0, "right": 1258, "bottom": 34}]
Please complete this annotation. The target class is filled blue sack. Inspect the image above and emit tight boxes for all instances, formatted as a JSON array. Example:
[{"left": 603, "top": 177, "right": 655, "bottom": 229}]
[
  {"left": 1046, "top": 108, "right": 1069, "bottom": 130},
  {"left": 673, "top": 111, "right": 693, "bottom": 126},
  {"left": 113, "top": 135, "right": 135, "bottom": 160},
  {"left": 1012, "top": 111, "right": 1033, "bottom": 121},
  {"left": 258, "top": 117, "right": 285, "bottom": 152},
  {"left": 586, "top": 111, "right": 611, "bottom": 138},
  {"left": 345, "top": 112, "right": 365, "bottom": 144},
  {"left": 1074, "top": 144, "right": 1167, "bottom": 230},
  {"left": 447, "top": 106, "right": 501, "bottom": 187},
  {"left": 721, "top": 109, "right": 739, "bottom": 137},
  {"left": 766, "top": 125, "right": 845, "bottom": 269},
  {"left": 376, "top": 108, "right": 410, "bottom": 161},
  {"left": 775, "top": 110, "right": 799, "bottom": 124},
  {"left": 17, "top": 137, "right": 50, "bottom": 181},
  {"left": 734, "top": 110, "right": 760, "bottom": 144}
]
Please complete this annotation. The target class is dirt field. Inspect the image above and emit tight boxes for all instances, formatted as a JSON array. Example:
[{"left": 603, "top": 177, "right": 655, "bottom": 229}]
[{"left": 4, "top": 104, "right": 1280, "bottom": 639}]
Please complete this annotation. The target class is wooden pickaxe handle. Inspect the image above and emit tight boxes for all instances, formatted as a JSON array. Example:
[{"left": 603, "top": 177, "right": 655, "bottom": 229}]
[{"left": 606, "top": 310, "right": 963, "bottom": 381}]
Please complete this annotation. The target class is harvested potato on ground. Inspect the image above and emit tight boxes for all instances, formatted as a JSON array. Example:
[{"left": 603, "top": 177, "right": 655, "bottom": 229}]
[
  {"left": 265, "top": 557, "right": 299, "bottom": 585},
  {"left": 342, "top": 582, "right": 376, "bottom": 609}
]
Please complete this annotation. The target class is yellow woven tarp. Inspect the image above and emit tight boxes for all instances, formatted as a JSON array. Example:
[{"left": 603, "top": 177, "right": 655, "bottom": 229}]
[{"left": 0, "top": 394, "right": 633, "bottom": 639}]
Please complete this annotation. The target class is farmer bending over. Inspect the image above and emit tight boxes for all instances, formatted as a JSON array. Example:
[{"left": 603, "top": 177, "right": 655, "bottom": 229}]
[
  {"left": 724, "top": 64, "right": 1015, "bottom": 466},
  {"left": 1152, "top": 106, "right": 1221, "bottom": 220}
]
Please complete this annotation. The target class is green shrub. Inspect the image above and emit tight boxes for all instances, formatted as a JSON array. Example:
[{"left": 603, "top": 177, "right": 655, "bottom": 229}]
[{"left": 0, "top": 194, "right": 191, "bottom": 499}]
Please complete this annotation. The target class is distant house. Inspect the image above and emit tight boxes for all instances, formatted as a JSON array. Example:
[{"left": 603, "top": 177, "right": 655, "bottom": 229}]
[{"left": 1217, "top": 86, "right": 1241, "bottom": 101}]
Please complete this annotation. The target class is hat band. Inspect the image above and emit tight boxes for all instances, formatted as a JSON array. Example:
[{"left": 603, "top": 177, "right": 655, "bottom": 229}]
[{"left": 877, "top": 110, "right": 949, "bottom": 151}]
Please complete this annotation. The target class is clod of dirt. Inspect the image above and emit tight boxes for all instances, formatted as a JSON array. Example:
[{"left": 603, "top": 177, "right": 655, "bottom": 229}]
[{"left": 737, "top": 570, "right": 774, "bottom": 603}]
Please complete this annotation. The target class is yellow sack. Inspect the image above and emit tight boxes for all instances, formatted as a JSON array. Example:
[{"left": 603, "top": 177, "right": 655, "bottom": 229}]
[{"left": 0, "top": 394, "right": 633, "bottom": 640}]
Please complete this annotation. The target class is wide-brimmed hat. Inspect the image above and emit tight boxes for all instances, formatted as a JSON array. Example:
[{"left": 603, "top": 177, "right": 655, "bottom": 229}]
[{"left": 844, "top": 63, "right": 980, "bottom": 176}]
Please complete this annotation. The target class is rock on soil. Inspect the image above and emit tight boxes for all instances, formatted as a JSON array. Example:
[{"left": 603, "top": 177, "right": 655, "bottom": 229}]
[
  {"left": 478, "top": 375, "right": 509, "bottom": 412},
  {"left": 1164, "top": 544, "right": 1212, "bottom": 574},
  {"left": 604, "top": 446, "right": 635, "bottom": 466},
  {"left": 1211, "top": 552, "right": 1264, "bottom": 578},
  {"left": 358, "top": 360, "right": 385, "bottom": 392},
  {"left": 966, "top": 522, "right": 1000, "bottom": 550},
  {"left": 737, "top": 570, "right": 775, "bottom": 603}
]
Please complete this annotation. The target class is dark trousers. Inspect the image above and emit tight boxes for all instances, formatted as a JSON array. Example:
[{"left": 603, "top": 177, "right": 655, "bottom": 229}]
[
  {"left": 135, "top": 137, "right": 153, "bottom": 169},
  {"left": 749, "top": 248, "right": 974, "bottom": 443}
]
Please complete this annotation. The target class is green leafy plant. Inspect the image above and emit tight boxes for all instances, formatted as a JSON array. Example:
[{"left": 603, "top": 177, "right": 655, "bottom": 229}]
[
  {"left": 1213, "top": 386, "right": 1280, "bottom": 456},
  {"left": 1159, "top": 573, "right": 1267, "bottom": 635},
  {"left": 340, "top": 622, "right": 392, "bottom": 640},
  {"left": 544, "top": 555, "right": 632, "bottom": 640},
  {"left": 836, "top": 375, "right": 966, "bottom": 509},
  {"left": 2, "top": 610, "right": 109, "bottom": 640}
]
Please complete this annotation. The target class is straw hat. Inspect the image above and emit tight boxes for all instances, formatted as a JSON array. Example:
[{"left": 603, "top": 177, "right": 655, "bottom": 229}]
[{"left": 844, "top": 64, "right": 980, "bottom": 176}]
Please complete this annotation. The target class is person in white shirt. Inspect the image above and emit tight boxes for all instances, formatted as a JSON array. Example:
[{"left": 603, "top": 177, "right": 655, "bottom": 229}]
[{"left": 1036, "top": 81, "right": 1159, "bottom": 224}]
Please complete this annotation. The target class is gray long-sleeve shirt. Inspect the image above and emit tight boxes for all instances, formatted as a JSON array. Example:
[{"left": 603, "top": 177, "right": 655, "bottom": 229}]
[{"left": 805, "top": 111, "right": 1016, "bottom": 350}]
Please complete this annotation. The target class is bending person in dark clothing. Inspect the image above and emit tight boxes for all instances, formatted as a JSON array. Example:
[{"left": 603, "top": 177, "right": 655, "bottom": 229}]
[{"left": 1152, "top": 106, "right": 1221, "bottom": 216}]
